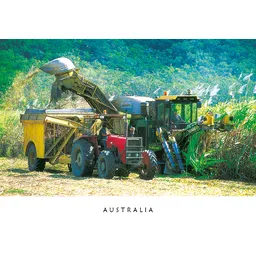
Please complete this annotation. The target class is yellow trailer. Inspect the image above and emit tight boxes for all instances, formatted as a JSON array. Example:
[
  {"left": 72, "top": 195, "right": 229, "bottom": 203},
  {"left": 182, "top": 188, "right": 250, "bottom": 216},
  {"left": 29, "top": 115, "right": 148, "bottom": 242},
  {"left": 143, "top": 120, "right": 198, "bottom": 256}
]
[{"left": 20, "top": 108, "right": 99, "bottom": 170}]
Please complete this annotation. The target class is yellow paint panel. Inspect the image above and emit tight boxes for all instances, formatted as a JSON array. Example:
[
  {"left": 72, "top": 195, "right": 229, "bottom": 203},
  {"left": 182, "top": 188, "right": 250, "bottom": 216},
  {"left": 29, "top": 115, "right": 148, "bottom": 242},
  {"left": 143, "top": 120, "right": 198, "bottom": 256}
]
[
  {"left": 156, "top": 95, "right": 200, "bottom": 101},
  {"left": 222, "top": 115, "right": 229, "bottom": 125},
  {"left": 202, "top": 113, "right": 214, "bottom": 126},
  {"left": 156, "top": 95, "right": 178, "bottom": 100},
  {"left": 23, "top": 123, "right": 45, "bottom": 158}
]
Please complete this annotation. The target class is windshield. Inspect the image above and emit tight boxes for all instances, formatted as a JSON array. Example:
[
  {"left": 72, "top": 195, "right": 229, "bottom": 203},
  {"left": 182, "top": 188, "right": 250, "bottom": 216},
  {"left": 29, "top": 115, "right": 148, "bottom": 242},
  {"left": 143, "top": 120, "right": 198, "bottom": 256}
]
[
  {"left": 170, "top": 103, "right": 198, "bottom": 129},
  {"left": 156, "top": 101, "right": 198, "bottom": 130}
]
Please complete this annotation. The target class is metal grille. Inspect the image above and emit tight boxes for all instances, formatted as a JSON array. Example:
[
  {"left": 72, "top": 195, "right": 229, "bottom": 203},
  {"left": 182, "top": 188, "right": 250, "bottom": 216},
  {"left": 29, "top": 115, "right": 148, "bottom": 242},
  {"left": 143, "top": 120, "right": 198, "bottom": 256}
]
[
  {"left": 126, "top": 137, "right": 143, "bottom": 165},
  {"left": 127, "top": 137, "right": 142, "bottom": 147}
]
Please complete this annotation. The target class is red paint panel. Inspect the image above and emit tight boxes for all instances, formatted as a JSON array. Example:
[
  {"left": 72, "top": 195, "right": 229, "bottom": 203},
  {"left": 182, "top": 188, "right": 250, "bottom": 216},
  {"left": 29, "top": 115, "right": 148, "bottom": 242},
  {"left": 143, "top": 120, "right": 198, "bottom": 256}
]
[{"left": 107, "top": 135, "right": 127, "bottom": 164}]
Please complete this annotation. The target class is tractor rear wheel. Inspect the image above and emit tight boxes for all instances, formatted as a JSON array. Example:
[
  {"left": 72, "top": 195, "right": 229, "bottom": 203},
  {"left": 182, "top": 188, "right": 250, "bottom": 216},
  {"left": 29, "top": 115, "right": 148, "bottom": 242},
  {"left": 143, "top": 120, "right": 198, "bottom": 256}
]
[
  {"left": 139, "top": 150, "right": 159, "bottom": 180},
  {"left": 71, "top": 139, "right": 95, "bottom": 177},
  {"left": 97, "top": 150, "right": 115, "bottom": 179},
  {"left": 27, "top": 143, "right": 45, "bottom": 171}
]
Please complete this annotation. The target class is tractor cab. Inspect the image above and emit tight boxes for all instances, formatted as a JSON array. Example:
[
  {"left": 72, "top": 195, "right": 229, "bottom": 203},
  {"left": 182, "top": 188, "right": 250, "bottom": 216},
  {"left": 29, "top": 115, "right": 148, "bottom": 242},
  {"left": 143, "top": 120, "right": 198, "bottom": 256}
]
[{"left": 155, "top": 92, "right": 201, "bottom": 132}]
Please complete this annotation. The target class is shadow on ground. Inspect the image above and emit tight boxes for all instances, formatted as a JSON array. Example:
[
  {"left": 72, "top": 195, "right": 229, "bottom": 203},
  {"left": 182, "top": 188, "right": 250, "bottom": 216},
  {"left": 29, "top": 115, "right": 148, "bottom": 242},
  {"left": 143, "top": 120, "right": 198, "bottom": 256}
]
[
  {"left": 155, "top": 173, "right": 194, "bottom": 179},
  {"left": 5, "top": 168, "right": 30, "bottom": 174},
  {"left": 49, "top": 173, "right": 90, "bottom": 180},
  {"left": 47, "top": 170, "right": 131, "bottom": 181},
  {"left": 3, "top": 168, "right": 39, "bottom": 177},
  {"left": 44, "top": 168, "right": 67, "bottom": 174}
]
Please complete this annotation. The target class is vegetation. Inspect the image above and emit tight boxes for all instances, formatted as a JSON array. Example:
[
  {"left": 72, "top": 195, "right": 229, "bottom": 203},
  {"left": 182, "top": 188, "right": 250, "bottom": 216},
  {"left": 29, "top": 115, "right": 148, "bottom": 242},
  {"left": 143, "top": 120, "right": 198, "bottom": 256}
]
[
  {"left": 185, "top": 100, "right": 256, "bottom": 181},
  {"left": 0, "top": 39, "right": 255, "bottom": 182},
  {"left": 0, "top": 110, "right": 23, "bottom": 157},
  {"left": 1, "top": 40, "right": 256, "bottom": 103}
]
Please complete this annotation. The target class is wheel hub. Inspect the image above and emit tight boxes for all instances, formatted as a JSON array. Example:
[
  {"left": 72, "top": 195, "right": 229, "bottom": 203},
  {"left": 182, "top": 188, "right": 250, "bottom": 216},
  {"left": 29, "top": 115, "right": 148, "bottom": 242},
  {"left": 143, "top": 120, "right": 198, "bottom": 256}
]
[
  {"left": 29, "top": 151, "right": 36, "bottom": 164},
  {"left": 142, "top": 151, "right": 150, "bottom": 173},
  {"left": 100, "top": 160, "right": 106, "bottom": 172},
  {"left": 76, "top": 152, "right": 82, "bottom": 167}
]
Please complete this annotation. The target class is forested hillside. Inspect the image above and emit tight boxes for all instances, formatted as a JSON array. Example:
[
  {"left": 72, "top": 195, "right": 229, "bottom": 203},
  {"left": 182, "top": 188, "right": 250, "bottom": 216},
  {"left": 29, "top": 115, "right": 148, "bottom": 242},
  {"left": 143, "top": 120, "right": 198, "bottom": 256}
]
[{"left": 0, "top": 39, "right": 255, "bottom": 108}]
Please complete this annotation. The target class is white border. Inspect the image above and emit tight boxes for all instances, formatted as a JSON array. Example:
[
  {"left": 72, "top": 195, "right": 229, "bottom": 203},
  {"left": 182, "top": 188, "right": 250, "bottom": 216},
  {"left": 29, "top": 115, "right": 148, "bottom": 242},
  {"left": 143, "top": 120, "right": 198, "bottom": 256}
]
[
  {"left": 1, "top": 0, "right": 255, "bottom": 39},
  {"left": 0, "top": 197, "right": 256, "bottom": 256},
  {"left": 1, "top": 1, "right": 256, "bottom": 255}
]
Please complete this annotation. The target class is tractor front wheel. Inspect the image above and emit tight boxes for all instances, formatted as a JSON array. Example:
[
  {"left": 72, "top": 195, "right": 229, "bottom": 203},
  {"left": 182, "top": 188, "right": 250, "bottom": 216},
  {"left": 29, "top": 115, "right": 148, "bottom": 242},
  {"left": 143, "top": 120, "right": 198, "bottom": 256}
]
[
  {"left": 97, "top": 150, "right": 115, "bottom": 179},
  {"left": 27, "top": 143, "right": 45, "bottom": 171},
  {"left": 71, "top": 139, "right": 95, "bottom": 177},
  {"left": 139, "top": 150, "right": 159, "bottom": 180}
]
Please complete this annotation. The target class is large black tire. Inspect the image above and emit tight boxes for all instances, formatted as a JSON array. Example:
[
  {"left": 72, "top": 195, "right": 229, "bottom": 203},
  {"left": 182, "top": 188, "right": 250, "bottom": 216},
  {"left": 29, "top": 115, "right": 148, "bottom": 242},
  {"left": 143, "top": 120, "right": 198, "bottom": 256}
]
[
  {"left": 71, "top": 139, "right": 95, "bottom": 177},
  {"left": 27, "top": 143, "right": 45, "bottom": 171},
  {"left": 97, "top": 150, "right": 115, "bottom": 179},
  {"left": 139, "top": 150, "right": 159, "bottom": 180}
]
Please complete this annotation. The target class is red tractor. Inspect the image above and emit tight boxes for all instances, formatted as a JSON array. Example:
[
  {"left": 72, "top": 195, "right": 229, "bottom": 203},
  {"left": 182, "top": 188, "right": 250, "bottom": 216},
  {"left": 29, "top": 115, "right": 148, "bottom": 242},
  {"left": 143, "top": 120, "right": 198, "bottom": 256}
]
[{"left": 69, "top": 117, "right": 158, "bottom": 180}]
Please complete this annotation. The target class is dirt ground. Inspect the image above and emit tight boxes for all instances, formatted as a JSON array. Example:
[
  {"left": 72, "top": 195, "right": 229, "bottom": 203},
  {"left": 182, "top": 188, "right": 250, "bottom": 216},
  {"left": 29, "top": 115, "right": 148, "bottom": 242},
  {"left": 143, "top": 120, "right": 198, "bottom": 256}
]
[{"left": 0, "top": 157, "right": 255, "bottom": 196}]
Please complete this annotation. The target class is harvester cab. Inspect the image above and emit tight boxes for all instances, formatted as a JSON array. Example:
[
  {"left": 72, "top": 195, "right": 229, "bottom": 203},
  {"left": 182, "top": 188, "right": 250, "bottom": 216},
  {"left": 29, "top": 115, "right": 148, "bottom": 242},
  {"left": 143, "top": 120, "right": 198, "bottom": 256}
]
[
  {"left": 154, "top": 91, "right": 201, "bottom": 132},
  {"left": 155, "top": 91, "right": 234, "bottom": 132}
]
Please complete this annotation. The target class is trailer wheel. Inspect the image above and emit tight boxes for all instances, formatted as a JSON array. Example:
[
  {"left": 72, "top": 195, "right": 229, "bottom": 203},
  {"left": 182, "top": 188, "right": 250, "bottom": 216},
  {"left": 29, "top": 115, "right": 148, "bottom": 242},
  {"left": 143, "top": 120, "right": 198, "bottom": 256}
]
[
  {"left": 27, "top": 143, "right": 45, "bottom": 171},
  {"left": 97, "top": 150, "right": 115, "bottom": 179},
  {"left": 139, "top": 150, "right": 159, "bottom": 180},
  {"left": 71, "top": 139, "right": 95, "bottom": 177}
]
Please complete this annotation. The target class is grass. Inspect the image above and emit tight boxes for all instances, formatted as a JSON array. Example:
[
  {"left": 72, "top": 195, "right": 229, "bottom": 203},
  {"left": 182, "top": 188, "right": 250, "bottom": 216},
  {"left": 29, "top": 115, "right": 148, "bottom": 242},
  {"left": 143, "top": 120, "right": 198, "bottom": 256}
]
[
  {"left": 0, "top": 157, "right": 255, "bottom": 196},
  {"left": 4, "top": 188, "right": 26, "bottom": 195}
]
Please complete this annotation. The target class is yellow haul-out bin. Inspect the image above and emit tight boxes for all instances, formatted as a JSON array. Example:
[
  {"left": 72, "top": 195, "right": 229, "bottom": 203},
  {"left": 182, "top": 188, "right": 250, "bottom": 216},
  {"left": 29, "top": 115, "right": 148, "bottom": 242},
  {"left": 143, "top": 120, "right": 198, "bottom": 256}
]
[{"left": 20, "top": 108, "right": 95, "bottom": 171}]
